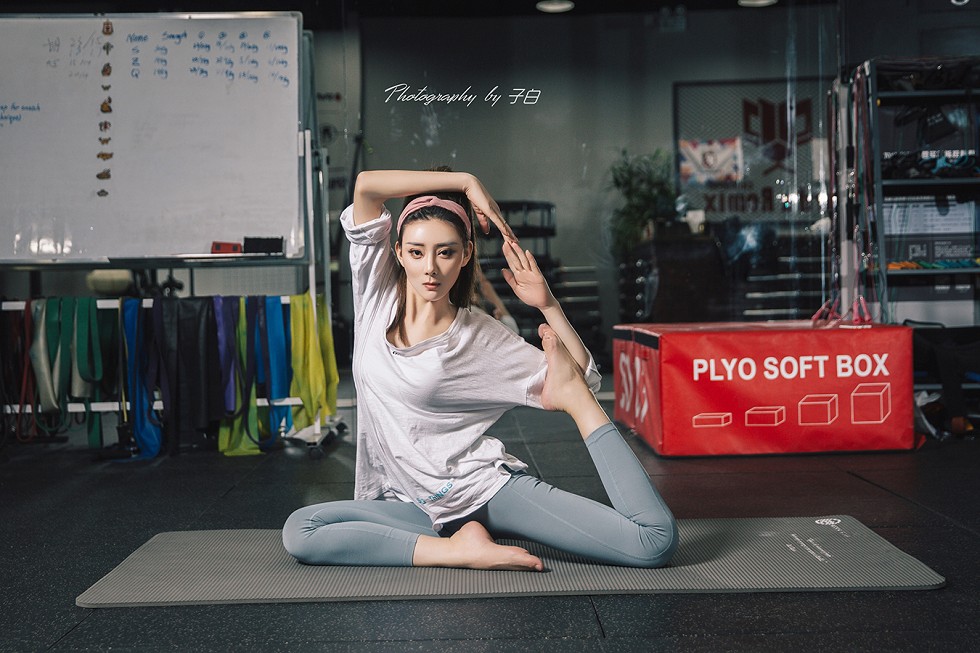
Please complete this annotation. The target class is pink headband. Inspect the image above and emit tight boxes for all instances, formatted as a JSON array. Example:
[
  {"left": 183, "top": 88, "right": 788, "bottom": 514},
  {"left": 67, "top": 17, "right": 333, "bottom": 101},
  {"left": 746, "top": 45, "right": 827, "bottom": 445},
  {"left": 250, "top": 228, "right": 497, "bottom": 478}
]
[{"left": 397, "top": 196, "right": 472, "bottom": 237}]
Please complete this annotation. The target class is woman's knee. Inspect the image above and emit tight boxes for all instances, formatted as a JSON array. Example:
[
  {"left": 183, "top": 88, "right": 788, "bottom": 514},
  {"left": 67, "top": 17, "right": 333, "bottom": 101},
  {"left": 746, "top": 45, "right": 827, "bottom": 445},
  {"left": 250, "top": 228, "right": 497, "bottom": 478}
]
[
  {"left": 281, "top": 505, "right": 335, "bottom": 564},
  {"left": 281, "top": 509, "right": 310, "bottom": 561},
  {"left": 632, "top": 517, "right": 679, "bottom": 568}
]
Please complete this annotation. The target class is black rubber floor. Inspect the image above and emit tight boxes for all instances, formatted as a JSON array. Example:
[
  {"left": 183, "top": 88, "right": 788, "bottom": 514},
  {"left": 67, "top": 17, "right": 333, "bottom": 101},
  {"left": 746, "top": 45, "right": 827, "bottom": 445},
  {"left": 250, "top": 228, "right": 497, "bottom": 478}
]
[{"left": 2, "top": 383, "right": 978, "bottom": 651}]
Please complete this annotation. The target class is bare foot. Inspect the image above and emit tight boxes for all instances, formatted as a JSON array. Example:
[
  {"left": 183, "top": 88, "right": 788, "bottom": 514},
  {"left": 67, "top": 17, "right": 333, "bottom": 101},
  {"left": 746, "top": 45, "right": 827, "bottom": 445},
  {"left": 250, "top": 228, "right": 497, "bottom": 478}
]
[
  {"left": 413, "top": 521, "right": 543, "bottom": 571},
  {"left": 449, "top": 522, "right": 544, "bottom": 571},
  {"left": 538, "top": 323, "right": 593, "bottom": 413},
  {"left": 539, "top": 324, "right": 612, "bottom": 438}
]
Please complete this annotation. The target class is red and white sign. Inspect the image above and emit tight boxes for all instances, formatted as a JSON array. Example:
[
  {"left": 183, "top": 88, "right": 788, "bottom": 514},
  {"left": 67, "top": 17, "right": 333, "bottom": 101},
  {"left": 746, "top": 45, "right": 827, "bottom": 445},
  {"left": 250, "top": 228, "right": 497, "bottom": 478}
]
[{"left": 613, "top": 321, "right": 916, "bottom": 456}]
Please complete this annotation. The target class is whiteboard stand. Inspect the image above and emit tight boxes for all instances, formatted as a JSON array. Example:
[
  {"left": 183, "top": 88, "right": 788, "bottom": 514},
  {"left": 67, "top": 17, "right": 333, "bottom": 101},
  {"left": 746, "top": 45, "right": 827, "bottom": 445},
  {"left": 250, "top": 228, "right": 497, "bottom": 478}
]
[
  {"left": 0, "top": 13, "right": 347, "bottom": 456},
  {"left": 304, "top": 129, "right": 317, "bottom": 322}
]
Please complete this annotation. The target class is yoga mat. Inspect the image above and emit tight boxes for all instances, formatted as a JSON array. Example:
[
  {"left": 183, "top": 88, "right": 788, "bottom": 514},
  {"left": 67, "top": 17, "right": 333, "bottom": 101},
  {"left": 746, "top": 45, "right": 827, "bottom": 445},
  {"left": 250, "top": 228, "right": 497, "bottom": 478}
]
[{"left": 76, "top": 515, "right": 944, "bottom": 607}]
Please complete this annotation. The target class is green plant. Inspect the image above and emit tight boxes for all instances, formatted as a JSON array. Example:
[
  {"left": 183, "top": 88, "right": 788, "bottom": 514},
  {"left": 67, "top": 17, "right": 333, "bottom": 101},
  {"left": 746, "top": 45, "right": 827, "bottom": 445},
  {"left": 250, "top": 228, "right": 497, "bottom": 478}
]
[{"left": 608, "top": 149, "right": 677, "bottom": 260}]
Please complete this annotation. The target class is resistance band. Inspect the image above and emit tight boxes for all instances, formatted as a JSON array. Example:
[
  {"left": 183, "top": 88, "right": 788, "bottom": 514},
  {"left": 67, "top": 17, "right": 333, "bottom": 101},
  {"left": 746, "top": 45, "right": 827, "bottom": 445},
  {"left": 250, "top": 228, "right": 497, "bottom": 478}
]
[{"left": 123, "top": 298, "right": 162, "bottom": 459}]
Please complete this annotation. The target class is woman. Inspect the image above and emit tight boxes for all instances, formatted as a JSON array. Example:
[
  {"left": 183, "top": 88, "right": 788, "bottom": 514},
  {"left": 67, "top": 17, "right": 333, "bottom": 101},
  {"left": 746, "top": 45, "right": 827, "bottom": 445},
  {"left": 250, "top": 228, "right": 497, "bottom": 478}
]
[{"left": 282, "top": 169, "right": 677, "bottom": 571}]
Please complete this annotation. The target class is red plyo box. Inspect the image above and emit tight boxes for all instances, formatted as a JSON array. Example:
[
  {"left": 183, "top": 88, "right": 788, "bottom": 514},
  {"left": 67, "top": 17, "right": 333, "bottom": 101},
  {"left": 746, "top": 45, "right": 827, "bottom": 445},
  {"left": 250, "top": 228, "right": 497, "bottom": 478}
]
[
  {"left": 613, "top": 321, "right": 915, "bottom": 456},
  {"left": 799, "top": 394, "right": 839, "bottom": 426}
]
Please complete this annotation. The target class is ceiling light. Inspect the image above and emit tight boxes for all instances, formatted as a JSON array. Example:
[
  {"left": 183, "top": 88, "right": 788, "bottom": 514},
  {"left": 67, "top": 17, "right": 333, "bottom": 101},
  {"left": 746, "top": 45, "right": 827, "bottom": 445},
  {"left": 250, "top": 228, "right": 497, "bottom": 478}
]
[
  {"left": 738, "top": 0, "right": 778, "bottom": 6},
  {"left": 536, "top": 1, "right": 575, "bottom": 13}
]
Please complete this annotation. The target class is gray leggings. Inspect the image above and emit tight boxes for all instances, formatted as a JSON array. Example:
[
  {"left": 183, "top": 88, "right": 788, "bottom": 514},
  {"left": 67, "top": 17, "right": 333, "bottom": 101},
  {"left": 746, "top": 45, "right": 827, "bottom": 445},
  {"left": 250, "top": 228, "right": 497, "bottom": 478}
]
[{"left": 282, "top": 422, "right": 677, "bottom": 568}]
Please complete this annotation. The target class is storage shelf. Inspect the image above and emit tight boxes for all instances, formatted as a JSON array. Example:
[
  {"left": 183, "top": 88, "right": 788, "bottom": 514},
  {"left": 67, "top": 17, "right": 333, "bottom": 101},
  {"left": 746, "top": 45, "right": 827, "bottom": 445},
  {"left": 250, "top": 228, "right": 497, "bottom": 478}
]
[
  {"left": 885, "top": 268, "right": 980, "bottom": 277},
  {"left": 881, "top": 178, "right": 980, "bottom": 197},
  {"left": 2, "top": 296, "right": 311, "bottom": 422},
  {"left": 877, "top": 89, "right": 980, "bottom": 104},
  {"left": 844, "top": 56, "right": 980, "bottom": 323},
  {"left": 2, "top": 296, "right": 296, "bottom": 312},
  {"left": 914, "top": 383, "right": 980, "bottom": 391},
  {"left": 3, "top": 397, "right": 302, "bottom": 415}
]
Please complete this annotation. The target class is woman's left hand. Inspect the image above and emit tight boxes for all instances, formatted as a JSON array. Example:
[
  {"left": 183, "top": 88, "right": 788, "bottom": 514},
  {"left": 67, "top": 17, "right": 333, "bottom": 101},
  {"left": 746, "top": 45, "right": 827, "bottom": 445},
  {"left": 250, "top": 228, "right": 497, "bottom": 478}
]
[{"left": 501, "top": 240, "right": 555, "bottom": 310}]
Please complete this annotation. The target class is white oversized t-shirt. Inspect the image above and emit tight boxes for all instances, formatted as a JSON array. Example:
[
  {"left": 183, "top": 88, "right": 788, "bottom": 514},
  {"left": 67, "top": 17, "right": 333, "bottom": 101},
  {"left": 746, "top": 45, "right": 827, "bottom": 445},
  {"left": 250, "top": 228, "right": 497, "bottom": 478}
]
[{"left": 341, "top": 204, "right": 599, "bottom": 528}]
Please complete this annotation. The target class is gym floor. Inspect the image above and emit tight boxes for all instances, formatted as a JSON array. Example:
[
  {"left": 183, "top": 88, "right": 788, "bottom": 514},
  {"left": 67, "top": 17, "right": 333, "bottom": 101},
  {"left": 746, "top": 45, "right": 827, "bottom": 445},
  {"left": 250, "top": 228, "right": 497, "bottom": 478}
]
[{"left": 2, "top": 374, "right": 978, "bottom": 652}]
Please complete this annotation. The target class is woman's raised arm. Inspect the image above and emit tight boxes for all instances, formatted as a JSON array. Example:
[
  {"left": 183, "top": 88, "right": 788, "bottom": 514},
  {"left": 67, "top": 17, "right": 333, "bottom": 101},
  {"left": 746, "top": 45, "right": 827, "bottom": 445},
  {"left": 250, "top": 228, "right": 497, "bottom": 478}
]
[
  {"left": 351, "top": 170, "right": 515, "bottom": 240},
  {"left": 501, "top": 241, "right": 592, "bottom": 374}
]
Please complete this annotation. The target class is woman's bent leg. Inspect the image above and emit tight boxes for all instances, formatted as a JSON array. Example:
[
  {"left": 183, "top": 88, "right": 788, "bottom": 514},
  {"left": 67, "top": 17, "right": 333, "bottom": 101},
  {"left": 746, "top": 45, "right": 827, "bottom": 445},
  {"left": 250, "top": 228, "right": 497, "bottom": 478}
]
[
  {"left": 282, "top": 500, "right": 435, "bottom": 566},
  {"left": 483, "top": 423, "right": 677, "bottom": 568},
  {"left": 510, "top": 324, "right": 676, "bottom": 566},
  {"left": 584, "top": 421, "right": 677, "bottom": 564}
]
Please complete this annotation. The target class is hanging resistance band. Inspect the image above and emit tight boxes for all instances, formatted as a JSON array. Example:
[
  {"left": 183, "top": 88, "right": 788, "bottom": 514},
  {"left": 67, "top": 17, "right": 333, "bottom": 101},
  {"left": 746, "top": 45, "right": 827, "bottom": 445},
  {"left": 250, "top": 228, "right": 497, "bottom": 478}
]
[
  {"left": 27, "top": 298, "right": 75, "bottom": 435},
  {"left": 74, "top": 297, "right": 105, "bottom": 448},
  {"left": 262, "top": 296, "right": 293, "bottom": 438},
  {"left": 288, "top": 293, "right": 330, "bottom": 433},
  {"left": 213, "top": 296, "right": 240, "bottom": 415},
  {"left": 218, "top": 296, "right": 261, "bottom": 456},
  {"left": 122, "top": 298, "right": 162, "bottom": 459},
  {"left": 16, "top": 299, "right": 38, "bottom": 442},
  {"left": 239, "top": 296, "right": 277, "bottom": 450}
]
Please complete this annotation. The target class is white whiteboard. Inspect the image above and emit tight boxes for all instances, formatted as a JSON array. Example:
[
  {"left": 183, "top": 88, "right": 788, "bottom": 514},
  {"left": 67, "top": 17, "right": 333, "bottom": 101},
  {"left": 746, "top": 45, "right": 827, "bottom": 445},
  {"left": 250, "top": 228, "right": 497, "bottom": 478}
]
[{"left": 0, "top": 12, "right": 304, "bottom": 263}]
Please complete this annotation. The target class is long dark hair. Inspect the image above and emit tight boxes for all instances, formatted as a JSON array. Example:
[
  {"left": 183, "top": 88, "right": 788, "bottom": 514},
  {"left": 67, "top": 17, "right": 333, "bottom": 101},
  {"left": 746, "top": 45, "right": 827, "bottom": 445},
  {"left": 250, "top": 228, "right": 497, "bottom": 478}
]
[{"left": 388, "top": 189, "right": 478, "bottom": 346}]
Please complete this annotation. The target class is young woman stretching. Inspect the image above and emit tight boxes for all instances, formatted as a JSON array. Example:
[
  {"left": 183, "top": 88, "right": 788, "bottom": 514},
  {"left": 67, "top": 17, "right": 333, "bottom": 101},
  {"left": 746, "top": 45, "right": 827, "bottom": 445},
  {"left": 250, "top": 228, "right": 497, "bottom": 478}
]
[{"left": 282, "top": 169, "right": 677, "bottom": 570}]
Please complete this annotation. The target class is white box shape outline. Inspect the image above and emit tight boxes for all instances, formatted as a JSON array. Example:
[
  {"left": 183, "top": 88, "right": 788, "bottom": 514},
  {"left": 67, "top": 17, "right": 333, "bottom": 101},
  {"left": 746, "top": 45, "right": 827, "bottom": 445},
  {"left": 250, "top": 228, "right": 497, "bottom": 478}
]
[
  {"left": 850, "top": 382, "right": 892, "bottom": 424},
  {"left": 692, "top": 412, "right": 733, "bottom": 428},
  {"left": 798, "top": 394, "right": 839, "bottom": 426},
  {"left": 745, "top": 406, "right": 786, "bottom": 427}
]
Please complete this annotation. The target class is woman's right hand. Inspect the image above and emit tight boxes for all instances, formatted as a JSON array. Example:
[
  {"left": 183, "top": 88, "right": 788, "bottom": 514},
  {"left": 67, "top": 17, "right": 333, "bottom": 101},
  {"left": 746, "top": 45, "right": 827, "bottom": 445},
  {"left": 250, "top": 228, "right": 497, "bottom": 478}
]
[{"left": 462, "top": 174, "right": 515, "bottom": 241}]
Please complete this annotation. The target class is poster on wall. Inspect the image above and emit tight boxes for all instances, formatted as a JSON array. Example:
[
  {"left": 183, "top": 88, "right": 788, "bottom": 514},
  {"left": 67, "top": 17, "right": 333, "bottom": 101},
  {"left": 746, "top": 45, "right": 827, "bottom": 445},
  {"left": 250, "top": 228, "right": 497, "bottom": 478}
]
[
  {"left": 678, "top": 137, "right": 744, "bottom": 186},
  {"left": 674, "top": 78, "right": 830, "bottom": 223}
]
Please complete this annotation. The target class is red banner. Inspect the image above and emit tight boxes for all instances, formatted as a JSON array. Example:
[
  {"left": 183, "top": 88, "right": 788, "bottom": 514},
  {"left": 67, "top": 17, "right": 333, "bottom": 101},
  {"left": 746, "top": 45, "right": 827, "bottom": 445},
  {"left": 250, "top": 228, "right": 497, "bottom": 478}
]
[{"left": 614, "top": 322, "right": 915, "bottom": 456}]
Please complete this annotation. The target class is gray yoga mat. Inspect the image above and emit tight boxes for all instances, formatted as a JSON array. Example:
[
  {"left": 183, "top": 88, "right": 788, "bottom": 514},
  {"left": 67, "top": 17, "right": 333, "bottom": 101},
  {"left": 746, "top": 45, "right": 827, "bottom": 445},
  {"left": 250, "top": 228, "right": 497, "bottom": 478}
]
[{"left": 76, "top": 515, "right": 944, "bottom": 607}]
